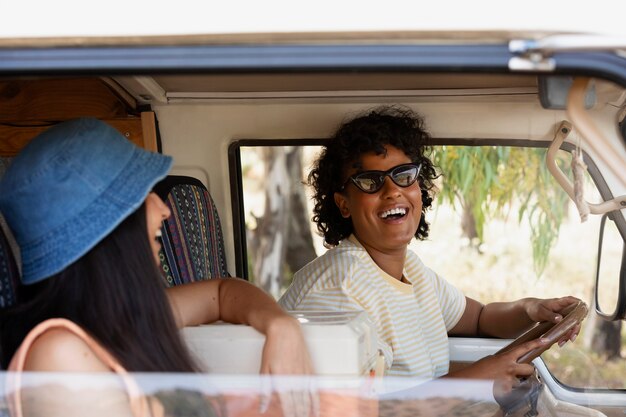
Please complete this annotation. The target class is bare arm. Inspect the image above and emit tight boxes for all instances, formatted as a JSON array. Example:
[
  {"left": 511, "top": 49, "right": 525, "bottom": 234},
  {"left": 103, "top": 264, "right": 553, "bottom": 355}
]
[
  {"left": 166, "top": 278, "right": 285, "bottom": 329},
  {"left": 478, "top": 299, "right": 539, "bottom": 338},
  {"left": 449, "top": 296, "right": 581, "bottom": 338},
  {"left": 449, "top": 297, "right": 533, "bottom": 338},
  {"left": 447, "top": 295, "right": 581, "bottom": 379},
  {"left": 166, "top": 278, "right": 314, "bottom": 375}
]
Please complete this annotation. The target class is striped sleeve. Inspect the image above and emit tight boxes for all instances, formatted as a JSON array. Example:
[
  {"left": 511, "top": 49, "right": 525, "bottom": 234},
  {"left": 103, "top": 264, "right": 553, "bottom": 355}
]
[
  {"left": 430, "top": 270, "right": 466, "bottom": 331},
  {"left": 406, "top": 252, "right": 466, "bottom": 331},
  {"left": 278, "top": 249, "right": 395, "bottom": 370},
  {"left": 296, "top": 286, "right": 362, "bottom": 312},
  {"left": 300, "top": 286, "right": 395, "bottom": 370}
]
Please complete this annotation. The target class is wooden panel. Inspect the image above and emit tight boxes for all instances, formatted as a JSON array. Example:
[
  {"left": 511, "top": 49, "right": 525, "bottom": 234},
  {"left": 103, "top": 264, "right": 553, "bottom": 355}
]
[
  {"left": 140, "top": 111, "right": 158, "bottom": 152},
  {"left": 0, "top": 78, "right": 132, "bottom": 122},
  {"left": 0, "top": 118, "right": 145, "bottom": 157},
  {"left": 0, "top": 76, "right": 158, "bottom": 157}
]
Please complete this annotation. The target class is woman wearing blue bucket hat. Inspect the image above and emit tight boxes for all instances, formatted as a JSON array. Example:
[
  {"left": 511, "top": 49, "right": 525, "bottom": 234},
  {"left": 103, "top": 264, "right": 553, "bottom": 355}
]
[{"left": 0, "top": 118, "right": 313, "bottom": 378}]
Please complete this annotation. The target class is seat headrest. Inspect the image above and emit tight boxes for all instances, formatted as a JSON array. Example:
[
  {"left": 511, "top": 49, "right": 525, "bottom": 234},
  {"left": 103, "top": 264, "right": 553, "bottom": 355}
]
[{"left": 154, "top": 175, "right": 229, "bottom": 286}]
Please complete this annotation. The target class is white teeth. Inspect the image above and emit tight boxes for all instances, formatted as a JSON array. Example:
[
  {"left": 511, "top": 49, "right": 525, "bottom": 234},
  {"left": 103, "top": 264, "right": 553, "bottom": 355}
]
[
  {"left": 380, "top": 207, "right": 407, "bottom": 219},
  {"left": 156, "top": 229, "right": 162, "bottom": 238}
]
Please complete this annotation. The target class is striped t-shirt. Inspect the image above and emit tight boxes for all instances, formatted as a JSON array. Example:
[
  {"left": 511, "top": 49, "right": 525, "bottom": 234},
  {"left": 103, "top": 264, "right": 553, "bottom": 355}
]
[{"left": 279, "top": 235, "right": 466, "bottom": 377}]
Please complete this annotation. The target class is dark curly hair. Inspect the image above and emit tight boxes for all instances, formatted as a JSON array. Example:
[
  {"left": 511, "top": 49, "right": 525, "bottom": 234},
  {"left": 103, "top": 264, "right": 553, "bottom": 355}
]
[{"left": 309, "top": 106, "right": 438, "bottom": 247}]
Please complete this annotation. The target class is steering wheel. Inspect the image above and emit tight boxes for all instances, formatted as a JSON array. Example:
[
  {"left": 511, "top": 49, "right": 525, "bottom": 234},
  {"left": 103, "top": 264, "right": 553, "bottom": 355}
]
[{"left": 495, "top": 301, "right": 588, "bottom": 364}]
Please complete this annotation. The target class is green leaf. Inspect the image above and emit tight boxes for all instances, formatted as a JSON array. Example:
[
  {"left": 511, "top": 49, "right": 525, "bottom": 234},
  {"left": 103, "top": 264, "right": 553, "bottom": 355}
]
[{"left": 437, "top": 145, "right": 568, "bottom": 277}]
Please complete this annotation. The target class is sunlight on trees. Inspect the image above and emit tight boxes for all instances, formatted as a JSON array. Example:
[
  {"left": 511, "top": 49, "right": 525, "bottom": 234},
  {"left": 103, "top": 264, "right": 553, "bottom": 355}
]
[{"left": 432, "top": 146, "right": 571, "bottom": 276}]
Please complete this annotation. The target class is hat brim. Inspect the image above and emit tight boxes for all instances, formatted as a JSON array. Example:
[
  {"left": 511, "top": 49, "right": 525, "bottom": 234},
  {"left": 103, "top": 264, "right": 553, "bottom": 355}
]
[{"left": 21, "top": 147, "right": 172, "bottom": 284}]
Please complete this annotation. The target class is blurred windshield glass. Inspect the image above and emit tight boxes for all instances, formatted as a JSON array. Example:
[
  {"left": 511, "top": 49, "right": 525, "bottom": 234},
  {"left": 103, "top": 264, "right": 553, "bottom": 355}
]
[{"left": 4, "top": 372, "right": 623, "bottom": 417}]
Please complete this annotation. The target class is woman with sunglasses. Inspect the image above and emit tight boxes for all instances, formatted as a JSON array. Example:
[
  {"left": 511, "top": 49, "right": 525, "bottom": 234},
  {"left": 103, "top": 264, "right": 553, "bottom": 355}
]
[{"left": 280, "top": 106, "right": 580, "bottom": 379}]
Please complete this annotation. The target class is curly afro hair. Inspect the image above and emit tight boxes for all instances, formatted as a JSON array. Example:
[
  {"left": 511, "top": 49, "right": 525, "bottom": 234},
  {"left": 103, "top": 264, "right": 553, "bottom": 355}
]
[{"left": 308, "top": 106, "right": 438, "bottom": 247}]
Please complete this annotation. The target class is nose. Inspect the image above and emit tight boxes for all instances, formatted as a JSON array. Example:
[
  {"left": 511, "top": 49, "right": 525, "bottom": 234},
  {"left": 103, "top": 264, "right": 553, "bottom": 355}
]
[
  {"left": 162, "top": 205, "right": 171, "bottom": 221},
  {"left": 157, "top": 196, "right": 171, "bottom": 220},
  {"left": 380, "top": 176, "right": 402, "bottom": 198}
]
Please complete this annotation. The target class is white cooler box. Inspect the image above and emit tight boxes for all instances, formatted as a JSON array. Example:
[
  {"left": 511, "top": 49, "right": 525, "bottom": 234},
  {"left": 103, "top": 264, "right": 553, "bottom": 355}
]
[{"left": 181, "top": 310, "right": 379, "bottom": 376}]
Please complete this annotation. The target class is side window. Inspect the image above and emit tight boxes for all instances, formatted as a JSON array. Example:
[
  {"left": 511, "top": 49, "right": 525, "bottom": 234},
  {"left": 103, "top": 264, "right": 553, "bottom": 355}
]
[
  {"left": 236, "top": 142, "right": 625, "bottom": 390},
  {"left": 239, "top": 145, "right": 323, "bottom": 297}
]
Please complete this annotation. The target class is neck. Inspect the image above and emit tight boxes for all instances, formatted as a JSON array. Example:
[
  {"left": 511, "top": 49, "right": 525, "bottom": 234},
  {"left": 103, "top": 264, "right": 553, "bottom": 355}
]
[{"left": 355, "top": 237, "right": 407, "bottom": 281}]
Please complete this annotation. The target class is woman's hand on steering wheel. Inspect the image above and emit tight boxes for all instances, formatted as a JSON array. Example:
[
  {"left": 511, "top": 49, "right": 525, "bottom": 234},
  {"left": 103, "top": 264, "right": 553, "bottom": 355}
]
[
  {"left": 522, "top": 296, "right": 582, "bottom": 346},
  {"left": 448, "top": 299, "right": 587, "bottom": 381},
  {"left": 449, "top": 338, "right": 549, "bottom": 380}
]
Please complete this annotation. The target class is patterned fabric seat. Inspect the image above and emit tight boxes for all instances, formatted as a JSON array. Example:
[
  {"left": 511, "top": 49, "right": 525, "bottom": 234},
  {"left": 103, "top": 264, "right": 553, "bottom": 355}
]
[
  {"left": 154, "top": 175, "right": 229, "bottom": 287},
  {"left": 1, "top": 157, "right": 20, "bottom": 309},
  {"left": 0, "top": 219, "right": 19, "bottom": 309}
]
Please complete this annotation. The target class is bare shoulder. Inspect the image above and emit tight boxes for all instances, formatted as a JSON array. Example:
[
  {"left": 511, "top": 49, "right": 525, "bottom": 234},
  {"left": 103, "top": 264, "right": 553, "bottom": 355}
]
[{"left": 23, "top": 328, "right": 111, "bottom": 372}]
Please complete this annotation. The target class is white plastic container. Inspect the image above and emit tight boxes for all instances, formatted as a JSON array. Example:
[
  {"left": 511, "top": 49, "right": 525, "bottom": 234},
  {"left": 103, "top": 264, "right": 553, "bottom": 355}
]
[{"left": 181, "top": 310, "right": 379, "bottom": 376}]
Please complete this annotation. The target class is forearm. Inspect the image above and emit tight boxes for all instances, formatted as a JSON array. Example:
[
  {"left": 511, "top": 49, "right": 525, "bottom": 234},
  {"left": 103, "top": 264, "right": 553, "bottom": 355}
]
[
  {"left": 217, "top": 277, "right": 295, "bottom": 335},
  {"left": 166, "top": 278, "right": 294, "bottom": 334},
  {"left": 167, "top": 279, "right": 312, "bottom": 375},
  {"left": 479, "top": 298, "right": 535, "bottom": 338}
]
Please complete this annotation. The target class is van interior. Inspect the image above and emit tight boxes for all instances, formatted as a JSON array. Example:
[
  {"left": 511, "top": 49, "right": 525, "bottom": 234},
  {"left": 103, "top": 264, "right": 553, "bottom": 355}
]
[{"left": 1, "top": 69, "right": 625, "bottom": 416}]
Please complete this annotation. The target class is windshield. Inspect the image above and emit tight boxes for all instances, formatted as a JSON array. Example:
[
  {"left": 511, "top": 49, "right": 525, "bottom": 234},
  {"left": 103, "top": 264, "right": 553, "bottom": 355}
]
[{"left": 0, "top": 372, "right": 587, "bottom": 417}]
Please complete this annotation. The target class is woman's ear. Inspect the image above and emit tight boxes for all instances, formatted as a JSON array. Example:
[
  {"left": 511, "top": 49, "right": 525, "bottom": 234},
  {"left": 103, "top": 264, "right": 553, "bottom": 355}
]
[{"left": 334, "top": 192, "right": 351, "bottom": 218}]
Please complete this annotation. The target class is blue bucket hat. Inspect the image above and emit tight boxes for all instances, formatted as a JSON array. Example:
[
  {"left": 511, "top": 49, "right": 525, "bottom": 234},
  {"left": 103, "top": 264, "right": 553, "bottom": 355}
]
[{"left": 0, "top": 118, "right": 173, "bottom": 285}]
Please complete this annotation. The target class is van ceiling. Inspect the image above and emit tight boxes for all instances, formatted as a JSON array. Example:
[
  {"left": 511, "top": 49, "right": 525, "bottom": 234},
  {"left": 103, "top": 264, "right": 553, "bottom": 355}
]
[{"left": 113, "top": 73, "right": 538, "bottom": 102}]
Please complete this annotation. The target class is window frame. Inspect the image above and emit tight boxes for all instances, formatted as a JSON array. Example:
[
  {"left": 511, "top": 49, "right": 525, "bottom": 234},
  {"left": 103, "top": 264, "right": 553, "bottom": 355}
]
[{"left": 229, "top": 138, "right": 623, "bottom": 279}]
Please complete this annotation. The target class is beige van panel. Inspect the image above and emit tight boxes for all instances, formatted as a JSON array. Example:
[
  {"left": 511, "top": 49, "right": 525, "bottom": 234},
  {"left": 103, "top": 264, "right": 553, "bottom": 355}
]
[{"left": 152, "top": 97, "right": 568, "bottom": 268}]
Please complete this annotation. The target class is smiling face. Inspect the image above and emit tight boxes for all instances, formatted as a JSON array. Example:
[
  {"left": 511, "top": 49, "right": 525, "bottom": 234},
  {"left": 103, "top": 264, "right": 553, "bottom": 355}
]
[
  {"left": 333, "top": 145, "right": 423, "bottom": 255},
  {"left": 145, "top": 192, "right": 171, "bottom": 264}
]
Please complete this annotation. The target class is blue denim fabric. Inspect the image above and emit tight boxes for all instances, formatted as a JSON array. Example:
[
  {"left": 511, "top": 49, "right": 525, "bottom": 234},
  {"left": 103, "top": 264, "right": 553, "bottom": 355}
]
[{"left": 0, "top": 118, "right": 172, "bottom": 285}]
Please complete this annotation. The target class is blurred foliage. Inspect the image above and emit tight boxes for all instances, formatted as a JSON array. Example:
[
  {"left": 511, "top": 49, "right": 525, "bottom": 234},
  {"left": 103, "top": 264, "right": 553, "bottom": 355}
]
[
  {"left": 432, "top": 146, "right": 571, "bottom": 276},
  {"left": 543, "top": 343, "right": 626, "bottom": 389}
]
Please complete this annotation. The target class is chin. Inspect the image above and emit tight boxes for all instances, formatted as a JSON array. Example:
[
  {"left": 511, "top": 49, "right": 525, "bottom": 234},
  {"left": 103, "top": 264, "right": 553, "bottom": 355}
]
[{"left": 384, "top": 234, "right": 413, "bottom": 247}]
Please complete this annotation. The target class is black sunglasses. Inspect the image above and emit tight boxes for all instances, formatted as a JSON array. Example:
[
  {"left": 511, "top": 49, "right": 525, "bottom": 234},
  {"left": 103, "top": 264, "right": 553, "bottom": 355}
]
[{"left": 341, "top": 163, "right": 422, "bottom": 194}]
